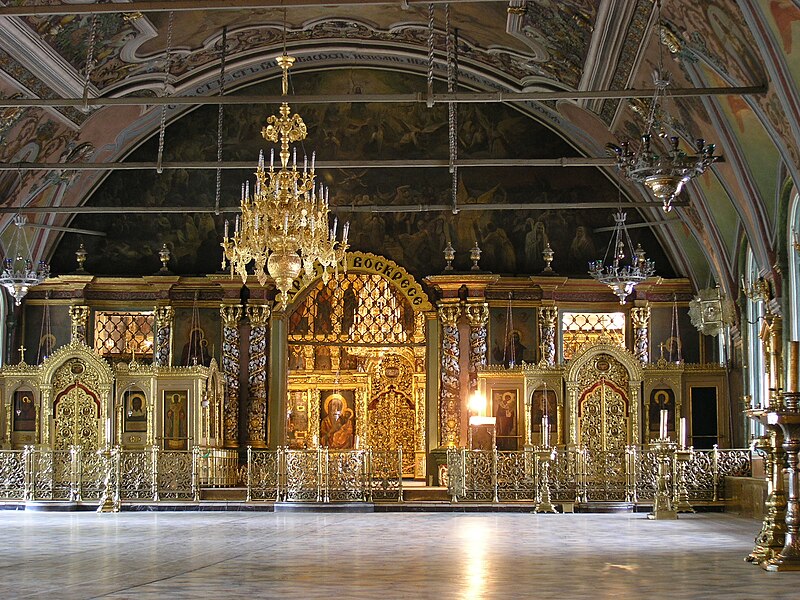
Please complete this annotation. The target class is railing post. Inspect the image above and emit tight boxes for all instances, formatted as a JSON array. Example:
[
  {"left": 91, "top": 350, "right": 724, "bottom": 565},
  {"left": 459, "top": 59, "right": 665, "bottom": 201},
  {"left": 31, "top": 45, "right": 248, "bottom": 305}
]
[
  {"left": 316, "top": 446, "right": 323, "bottom": 503},
  {"left": 69, "top": 446, "right": 83, "bottom": 502},
  {"left": 192, "top": 446, "right": 200, "bottom": 502},
  {"left": 23, "top": 445, "right": 33, "bottom": 502},
  {"left": 712, "top": 444, "right": 720, "bottom": 502},
  {"left": 277, "top": 447, "right": 285, "bottom": 502},
  {"left": 151, "top": 445, "right": 160, "bottom": 502},
  {"left": 625, "top": 445, "right": 635, "bottom": 503},
  {"left": 492, "top": 447, "right": 499, "bottom": 503},
  {"left": 397, "top": 447, "right": 403, "bottom": 503},
  {"left": 246, "top": 446, "right": 253, "bottom": 502}
]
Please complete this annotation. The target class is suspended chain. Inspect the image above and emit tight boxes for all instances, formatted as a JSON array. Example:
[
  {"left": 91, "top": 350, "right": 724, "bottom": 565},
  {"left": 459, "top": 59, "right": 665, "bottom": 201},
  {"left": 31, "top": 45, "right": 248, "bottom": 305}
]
[
  {"left": 504, "top": 292, "right": 515, "bottom": 366},
  {"left": 446, "top": 4, "right": 458, "bottom": 214},
  {"left": 427, "top": 3, "right": 435, "bottom": 107},
  {"left": 157, "top": 11, "right": 175, "bottom": 174},
  {"left": 82, "top": 14, "right": 98, "bottom": 108},
  {"left": 215, "top": 26, "right": 227, "bottom": 216}
]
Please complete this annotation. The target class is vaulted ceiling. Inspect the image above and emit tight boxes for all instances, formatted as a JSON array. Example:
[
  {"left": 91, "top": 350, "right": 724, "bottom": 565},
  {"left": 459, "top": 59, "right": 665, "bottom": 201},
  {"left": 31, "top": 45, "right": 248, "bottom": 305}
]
[{"left": 0, "top": 1, "right": 795, "bottom": 303}]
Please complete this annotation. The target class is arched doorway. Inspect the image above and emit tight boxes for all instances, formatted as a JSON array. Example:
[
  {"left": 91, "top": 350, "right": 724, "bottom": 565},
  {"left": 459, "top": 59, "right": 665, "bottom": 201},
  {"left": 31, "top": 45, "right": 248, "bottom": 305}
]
[
  {"left": 53, "top": 383, "right": 101, "bottom": 451},
  {"left": 578, "top": 378, "right": 629, "bottom": 451}
]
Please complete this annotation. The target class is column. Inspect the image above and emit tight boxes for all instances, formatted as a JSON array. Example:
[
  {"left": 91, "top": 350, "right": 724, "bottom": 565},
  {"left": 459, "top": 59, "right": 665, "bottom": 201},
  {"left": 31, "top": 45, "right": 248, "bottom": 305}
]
[
  {"left": 153, "top": 306, "right": 174, "bottom": 367},
  {"left": 631, "top": 306, "right": 651, "bottom": 365},
  {"left": 69, "top": 305, "right": 90, "bottom": 344},
  {"left": 464, "top": 302, "right": 489, "bottom": 393},
  {"left": 220, "top": 304, "right": 242, "bottom": 448},
  {"left": 268, "top": 310, "right": 288, "bottom": 449},
  {"left": 438, "top": 302, "right": 461, "bottom": 447},
  {"left": 246, "top": 303, "right": 270, "bottom": 448},
  {"left": 538, "top": 306, "right": 557, "bottom": 366}
]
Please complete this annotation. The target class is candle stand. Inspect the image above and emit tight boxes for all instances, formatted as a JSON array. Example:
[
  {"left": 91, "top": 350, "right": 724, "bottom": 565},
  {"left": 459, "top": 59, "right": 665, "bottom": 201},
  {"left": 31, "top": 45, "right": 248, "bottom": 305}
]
[
  {"left": 648, "top": 438, "right": 677, "bottom": 520},
  {"left": 673, "top": 447, "right": 695, "bottom": 513},
  {"left": 744, "top": 429, "right": 786, "bottom": 563},
  {"left": 96, "top": 446, "right": 120, "bottom": 514},
  {"left": 534, "top": 446, "right": 557, "bottom": 514}
]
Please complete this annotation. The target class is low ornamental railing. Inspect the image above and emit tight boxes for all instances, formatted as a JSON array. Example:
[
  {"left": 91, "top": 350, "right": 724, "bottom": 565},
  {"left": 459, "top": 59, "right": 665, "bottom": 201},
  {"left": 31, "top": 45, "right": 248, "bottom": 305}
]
[
  {"left": 246, "top": 447, "right": 404, "bottom": 502},
  {"left": 446, "top": 446, "right": 752, "bottom": 504}
]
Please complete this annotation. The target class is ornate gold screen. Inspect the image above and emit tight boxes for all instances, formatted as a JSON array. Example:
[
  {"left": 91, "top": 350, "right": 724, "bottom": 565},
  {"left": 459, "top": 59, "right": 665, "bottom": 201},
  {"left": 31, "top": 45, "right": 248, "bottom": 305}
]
[
  {"left": 54, "top": 385, "right": 100, "bottom": 451},
  {"left": 368, "top": 354, "right": 415, "bottom": 475},
  {"left": 562, "top": 312, "right": 625, "bottom": 361},
  {"left": 578, "top": 381, "right": 629, "bottom": 451}
]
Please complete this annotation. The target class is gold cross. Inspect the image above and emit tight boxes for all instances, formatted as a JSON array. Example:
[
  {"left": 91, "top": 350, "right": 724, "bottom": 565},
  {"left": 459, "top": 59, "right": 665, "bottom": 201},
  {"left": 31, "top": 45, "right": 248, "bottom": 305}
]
[{"left": 18, "top": 345, "right": 26, "bottom": 362}]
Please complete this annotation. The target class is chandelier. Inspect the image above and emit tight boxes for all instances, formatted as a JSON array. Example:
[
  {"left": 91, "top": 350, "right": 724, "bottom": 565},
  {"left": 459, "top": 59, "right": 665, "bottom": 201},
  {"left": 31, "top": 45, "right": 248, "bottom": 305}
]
[
  {"left": 588, "top": 211, "right": 655, "bottom": 304},
  {"left": 221, "top": 54, "right": 348, "bottom": 309},
  {"left": 0, "top": 215, "right": 50, "bottom": 306},
  {"left": 606, "top": 2, "right": 720, "bottom": 212}
]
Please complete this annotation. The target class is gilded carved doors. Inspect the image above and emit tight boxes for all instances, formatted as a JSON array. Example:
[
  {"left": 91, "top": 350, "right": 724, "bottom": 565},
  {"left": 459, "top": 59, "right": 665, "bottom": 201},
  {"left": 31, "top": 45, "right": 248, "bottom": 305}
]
[
  {"left": 53, "top": 384, "right": 100, "bottom": 451},
  {"left": 578, "top": 380, "right": 629, "bottom": 451},
  {"left": 367, "top": 354, "right": 416, "bottom": 476}
]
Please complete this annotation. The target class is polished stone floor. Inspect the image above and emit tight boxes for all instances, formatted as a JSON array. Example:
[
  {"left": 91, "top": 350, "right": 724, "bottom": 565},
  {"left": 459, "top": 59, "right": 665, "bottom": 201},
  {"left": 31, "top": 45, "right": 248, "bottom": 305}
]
[{"left": 0, "top": 511, "right": 797, "bottom": 599}]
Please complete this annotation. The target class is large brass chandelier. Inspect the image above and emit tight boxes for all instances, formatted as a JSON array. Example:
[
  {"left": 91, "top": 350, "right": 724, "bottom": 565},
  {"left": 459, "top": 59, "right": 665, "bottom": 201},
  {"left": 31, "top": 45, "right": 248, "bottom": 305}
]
[
  {"left": 606, "top": 1, "right": 720, "bottom": 212},
  {"left": 0, "top": 215, "right": 50, "bottom": 306},
  {"left": 221, "top": 54, "right": 348, "bottom": 308},
  {"left": 588, "top": 211, "right": 655, "bottom": 304}
]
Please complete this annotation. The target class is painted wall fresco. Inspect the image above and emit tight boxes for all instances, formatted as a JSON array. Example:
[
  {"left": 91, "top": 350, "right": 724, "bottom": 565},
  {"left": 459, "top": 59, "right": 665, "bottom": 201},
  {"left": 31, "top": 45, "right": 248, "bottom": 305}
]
[{"left": 49, "top": 69, "right": 677, "bottom": 281}]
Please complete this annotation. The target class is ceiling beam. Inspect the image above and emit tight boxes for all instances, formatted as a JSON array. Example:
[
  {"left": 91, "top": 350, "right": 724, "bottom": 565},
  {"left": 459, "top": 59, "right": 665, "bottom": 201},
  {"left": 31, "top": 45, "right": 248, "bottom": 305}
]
[
  {"left": 0, "top": 158, "right": 616, "bottom": 171},
  {"left": 0, "top": 1, "right": 502, "bottom": 17},
  {"left": 0, "top": 85, "right": 767, "bottom": 108},
  {"left": 0, "top": 201, "right": 685, "bottom": 215}
]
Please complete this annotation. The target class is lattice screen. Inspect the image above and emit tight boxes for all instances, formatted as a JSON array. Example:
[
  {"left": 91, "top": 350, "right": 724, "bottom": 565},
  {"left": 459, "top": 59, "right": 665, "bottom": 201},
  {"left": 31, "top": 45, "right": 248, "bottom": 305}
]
[
  {"left": 561, "top": 312, "right": 625, "bottom": 360},
  {"left": 94, "top": 311, "right": 155, "bottom": 357},
  {"left": 288, "top": 273, "right": 416, "bottom": 345}
]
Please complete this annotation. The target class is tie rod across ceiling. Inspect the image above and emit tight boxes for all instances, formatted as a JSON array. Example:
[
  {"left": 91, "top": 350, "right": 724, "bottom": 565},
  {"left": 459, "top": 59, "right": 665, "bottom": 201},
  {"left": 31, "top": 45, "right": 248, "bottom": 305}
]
[{"left": 0, "top": 85, "right": 766, "bottom": 108}]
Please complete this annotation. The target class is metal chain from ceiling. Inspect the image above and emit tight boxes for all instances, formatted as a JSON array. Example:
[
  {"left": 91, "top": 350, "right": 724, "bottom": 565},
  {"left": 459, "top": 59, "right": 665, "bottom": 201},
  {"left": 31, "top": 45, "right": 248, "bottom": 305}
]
[{"left": 156, "top": 10, "right": 175, "bottom": 174}]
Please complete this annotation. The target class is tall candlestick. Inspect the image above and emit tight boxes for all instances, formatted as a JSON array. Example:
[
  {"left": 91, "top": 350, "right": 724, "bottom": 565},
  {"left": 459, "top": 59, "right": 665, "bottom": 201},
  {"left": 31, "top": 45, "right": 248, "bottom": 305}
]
[
  {"left": 788, "top": 341, "right": 799, "bottom": 393},
  {"left": 679, "top": 417, "right": 687, "bottom": 448},
  {"left": 542, "top": 415, "right": 549, "bottom": 447},
  {"left": 659, "top": 409, "right": 668, "bottom": 440}
]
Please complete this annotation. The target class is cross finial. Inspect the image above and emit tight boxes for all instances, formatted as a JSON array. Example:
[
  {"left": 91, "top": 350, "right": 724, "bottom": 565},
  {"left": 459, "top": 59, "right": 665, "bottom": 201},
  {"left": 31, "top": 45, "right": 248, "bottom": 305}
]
[
  {"left": 659, "top": 342, "right": 666, "bottom": 360},
  {"left": 18, "top": 344, "right": 26, "bottom": 363}
]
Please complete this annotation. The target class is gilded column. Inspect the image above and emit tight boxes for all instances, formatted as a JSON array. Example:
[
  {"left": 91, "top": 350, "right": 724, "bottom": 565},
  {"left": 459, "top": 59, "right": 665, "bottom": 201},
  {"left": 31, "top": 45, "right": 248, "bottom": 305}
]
[
  {"left": 220, "top": 304, "right": 243, "bottom": 448},
  {"left": 153, "top": 306, "right": 174, "bottom": 367},
  {"left": 246, "top": 304, "right": 270, "bottom": 447},
  {"left": 69, "top": 305, "right": 90, "bottom": 344},
  {"left": 631, "top": 306, "right": 651, "bottom": 365},
  {"left": 438, "top": 303, "right": 461, "bottom": 447},
  {"left": 464, "top": 302, "right": 489, "bottom": 392},
  {"left": 538, "top": 306, "right": 557, "bottom": 366}
]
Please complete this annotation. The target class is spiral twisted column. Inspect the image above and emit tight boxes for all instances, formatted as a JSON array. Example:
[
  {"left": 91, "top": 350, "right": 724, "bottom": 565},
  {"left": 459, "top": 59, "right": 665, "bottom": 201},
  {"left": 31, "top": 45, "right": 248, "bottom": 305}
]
[
  {"left": 438, "top": 303, "right": 461, "bottom": 447},
  {"left": 220, "top": 304, "right": 243, "bottom": 448},
  {"left": 69, "top": 305, "right": 90, "bottom": 344},
  {"left": 464, "top": 302, "right": 489, "bottom": 393},
  {"left": 631, "top": 306, "right": 651, "bottom": 365},
  {"left": 538, "top": 306, "right": 557, "bottom": 366},
  {"left": 246, "top": 304, "right": 271, "bottom": 447},
  {"left": 153, "top": 306, "right": 174, "bottom": 366}
]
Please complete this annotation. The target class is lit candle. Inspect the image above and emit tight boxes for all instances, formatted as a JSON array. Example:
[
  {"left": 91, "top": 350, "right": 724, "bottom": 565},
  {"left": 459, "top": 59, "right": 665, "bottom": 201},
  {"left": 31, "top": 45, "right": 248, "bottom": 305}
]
[
  {"left": 258, "top": 149, "right": 264, "bottom": 169},
  {"left": 270, "top": 148, "right": 274, "bottom": 170},
  {"left": 224, "top": 220, "right": 229, "bottom": 238},
  {"left": 311, "top": 151, "right": 316, "bottom": 171},
  {"left": 679, "top": 417, "right": 687, "bottom": 448},
  {"left": 343, "top": 222, "right": 349, "bottom": 244},
  {"left": 788, "top": 341, "right": 799, "bottom": 394},
  {"left": 542, "top": 415, "right": 549, "bottom": 447},
  {"left": 234, "top": 214, "right": 239, "bottom": 233},
  {"left": 659, "top": 409, "right": 668, "bottom": 440}
]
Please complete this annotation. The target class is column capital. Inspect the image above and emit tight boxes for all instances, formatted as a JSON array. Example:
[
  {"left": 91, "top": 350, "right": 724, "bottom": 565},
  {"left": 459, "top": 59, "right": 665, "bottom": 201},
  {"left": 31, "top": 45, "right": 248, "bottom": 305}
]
[
  {"left": 464, "top": 302, "right": 489, "bottom": 328},
  {"left": 246, "top": 303, "right": 271, "bottom": 328},
  {"left": 220, "top": 304, "right": 243, "bottom": 327},
  {"left": 438, "top": 302, "right": 461, "bottom": 327}
]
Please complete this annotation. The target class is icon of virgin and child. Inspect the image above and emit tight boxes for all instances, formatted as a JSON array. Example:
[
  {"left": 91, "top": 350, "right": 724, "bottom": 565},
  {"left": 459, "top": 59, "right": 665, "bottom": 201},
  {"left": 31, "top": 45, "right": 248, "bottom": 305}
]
[{"left": 319, "top": 392, "right": 355, "bottom": 449}]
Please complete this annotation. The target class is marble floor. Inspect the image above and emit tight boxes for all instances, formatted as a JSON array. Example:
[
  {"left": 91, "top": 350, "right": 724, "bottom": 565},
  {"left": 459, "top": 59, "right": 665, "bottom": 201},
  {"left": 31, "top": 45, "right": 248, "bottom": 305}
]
[{"left": 0, "top": 511, "right": 796, "bottom": 599}]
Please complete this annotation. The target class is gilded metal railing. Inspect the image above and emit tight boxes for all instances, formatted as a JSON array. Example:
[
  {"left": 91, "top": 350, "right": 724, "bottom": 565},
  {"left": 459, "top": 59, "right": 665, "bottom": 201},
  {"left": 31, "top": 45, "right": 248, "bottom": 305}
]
[
  {"left": 448, "top": 446, "right": 752, "bottom": 505},
  {"left": 246, "top": 447, "right": 404, "bottom": 502},
  {"left": 0, "top": 450, "right": 24, "bottom": 500}
]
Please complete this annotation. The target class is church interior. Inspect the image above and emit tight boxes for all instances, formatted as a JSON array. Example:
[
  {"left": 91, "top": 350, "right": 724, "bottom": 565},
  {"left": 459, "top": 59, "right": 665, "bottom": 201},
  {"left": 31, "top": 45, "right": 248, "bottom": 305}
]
[{"left": 1, "top": 0, "right": 800, "bottom": 595}]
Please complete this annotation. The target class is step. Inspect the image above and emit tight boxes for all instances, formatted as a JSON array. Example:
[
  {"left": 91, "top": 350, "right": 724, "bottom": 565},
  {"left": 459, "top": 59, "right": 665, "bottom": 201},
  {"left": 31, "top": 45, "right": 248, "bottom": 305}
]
[
  {"left": 200, "top": 487, "right": 247, "bottom": 501},
  {"left": 403, "top": 486, "right": 450, "bottom": 502}
]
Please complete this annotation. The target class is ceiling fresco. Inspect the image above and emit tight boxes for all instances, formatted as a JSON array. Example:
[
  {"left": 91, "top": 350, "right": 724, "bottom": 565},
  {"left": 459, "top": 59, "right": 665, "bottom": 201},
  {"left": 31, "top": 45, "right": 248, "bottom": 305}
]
[{"left": 0, "top": 0, "right": 796, "bottom": 304}]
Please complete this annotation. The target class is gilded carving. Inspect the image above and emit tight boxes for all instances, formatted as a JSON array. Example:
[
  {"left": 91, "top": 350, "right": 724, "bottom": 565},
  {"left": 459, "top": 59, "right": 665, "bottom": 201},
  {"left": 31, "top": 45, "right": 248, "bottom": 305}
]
[
  {"left": 247, "top": 304, "right": 270, "bottom": 446},
  {"left": 464, "top": 302, "right": 489, "bottom": 392},
  {"left": 631, "top": 306, "right": 650, "bottom": 365},
  {"left": 68, "top": 305, "right": 90, "bottom": 344},
  {"left": 538, "top": 306, "right": 557, "bottom": 367},
  {"left": 220, "top": 304, "right": 242, "bottom": 447},
  {"left": 438, "top": 303, "right": 461, "bottom": 447},
  {"left": 368, "top": 354, "right": 416, "bottom": 475},
  {"left": 153, "top": 306, "right": 174, "bottom": 367}
]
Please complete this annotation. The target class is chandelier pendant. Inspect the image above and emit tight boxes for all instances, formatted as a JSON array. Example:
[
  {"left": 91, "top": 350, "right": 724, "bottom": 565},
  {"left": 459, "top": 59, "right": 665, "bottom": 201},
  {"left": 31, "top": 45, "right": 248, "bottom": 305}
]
[
  {"left": 588, "top": 211, "right": 655, "bottom": 304},
  {"left": 0, "top": 215, "right": 50, "bottom": 306},
  {"left": 221, "top": 53, "right": 348, "bottom": 309}
]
